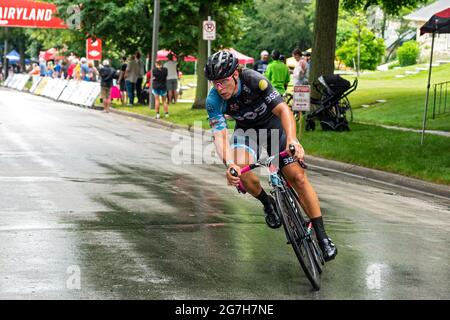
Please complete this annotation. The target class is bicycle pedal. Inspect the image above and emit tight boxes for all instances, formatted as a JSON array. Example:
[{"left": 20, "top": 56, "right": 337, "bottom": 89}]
[{"left": 286, "top": 240, "right": 291, "bottom": 245}]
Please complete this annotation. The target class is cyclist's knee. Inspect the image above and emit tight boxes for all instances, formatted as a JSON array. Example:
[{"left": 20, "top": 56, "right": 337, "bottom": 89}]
[
  {"left": 292, "top": 172, "right": 307, "bottom": 190},
  {"left": 241, "top": 171, "right": 259, "bottom": 185}
]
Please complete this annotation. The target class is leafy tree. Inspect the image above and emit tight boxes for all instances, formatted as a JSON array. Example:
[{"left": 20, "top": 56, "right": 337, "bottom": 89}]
[
  {"left": 336, "top": 27, "right": 385, "bottom": 70},
  {"left": 235, "top": 0, "right": 315, "bottom": 59}
]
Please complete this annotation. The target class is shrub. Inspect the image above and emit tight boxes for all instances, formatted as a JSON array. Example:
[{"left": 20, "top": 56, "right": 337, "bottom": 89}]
[{"left": 397, "top": 41, "right": 420, "bottom": 67}]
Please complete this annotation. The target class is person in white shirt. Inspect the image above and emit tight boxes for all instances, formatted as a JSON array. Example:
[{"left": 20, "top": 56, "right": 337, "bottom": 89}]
[
  {"left": 292, "top": 48, "right": 308, "bottom": 85},
  {"left": 163, "top": 53, "right": 179, "bottom": 104}
]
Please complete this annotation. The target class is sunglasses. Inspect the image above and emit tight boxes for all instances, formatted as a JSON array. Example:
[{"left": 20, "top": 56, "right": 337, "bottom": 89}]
[{"left": 211, "top": 75, "right": 234, "bottom": 89}]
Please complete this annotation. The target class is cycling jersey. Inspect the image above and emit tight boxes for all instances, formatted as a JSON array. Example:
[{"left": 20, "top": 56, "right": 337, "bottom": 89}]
[{"left": 206, "top": 68, "right": 284, "bottom": 133}]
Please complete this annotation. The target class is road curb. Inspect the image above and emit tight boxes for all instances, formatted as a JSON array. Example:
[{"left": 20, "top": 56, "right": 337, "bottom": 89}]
[{"left": 108, "top": 107, "right": 450, "bottom": 199}]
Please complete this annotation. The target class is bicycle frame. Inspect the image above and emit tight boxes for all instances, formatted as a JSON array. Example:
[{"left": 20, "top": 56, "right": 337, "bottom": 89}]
[{"left": 232, "top": 150, "right": 307, "bottom": 194}]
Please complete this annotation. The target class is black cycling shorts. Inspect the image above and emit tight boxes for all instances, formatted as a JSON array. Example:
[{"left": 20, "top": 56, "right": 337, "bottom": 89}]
[{"left": 231, "top": 116, "right": 296, "bottom": 169}]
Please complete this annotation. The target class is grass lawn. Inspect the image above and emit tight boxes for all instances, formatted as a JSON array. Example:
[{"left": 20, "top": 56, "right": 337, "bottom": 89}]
[
  {"left": 301, "top": 123, "right": 450, "bottom": 185},
  {"left": 345, "top": 63, "right": 450, "bottom": 131}
]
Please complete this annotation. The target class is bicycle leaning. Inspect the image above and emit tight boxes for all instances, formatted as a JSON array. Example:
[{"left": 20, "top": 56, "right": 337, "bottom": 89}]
[{"left": 230, "top": 145, "right": 325, "bottom": 291}]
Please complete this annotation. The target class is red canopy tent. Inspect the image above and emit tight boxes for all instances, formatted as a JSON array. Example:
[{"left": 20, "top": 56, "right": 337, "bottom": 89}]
[
  {"left": 183, "top": 55, "right": 197, "bottom": 62},
  {"left": 157, "top": 49, "right": 176, "bottom": 61},
  {"left": 157, "top": 50, "right": 197, "bottom": 62},
  {"left": 420, "top": 7, "right": 450, "bottom": 144},
  {"left": 224, "top": 48, "right": 254, "bottom": 64}
]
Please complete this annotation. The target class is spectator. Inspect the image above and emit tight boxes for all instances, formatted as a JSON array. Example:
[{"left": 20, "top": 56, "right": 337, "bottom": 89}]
[
  {"left": 54, "top": 60, "right": 62, "bottom": 78},
  {"left": 280, "top": 55, "right": 286, "bottom": 64},
  {"left": 39, "top": 58, "right": 47, "bottom": 77},
  {"left": 152, "top": 60, "right": 169, "bottom": 119},
  {"left": 253, "top": 50, "right": 270, "bottom": 74},
  {"left": 265, "top": 50, "right": 290, "bottom": 95},
  {"left": 88, "top": 61, "right": 99, "bottom": 82},
  {"left": 61, "top": 59, "right": 69, "bottom": 79},
  {"left": 135, "top": 52, "right": 146, "bottom": 104},
  {"left": 73, "top": 59, "right": 82, "bottom": 81},
  {"left": 292, "top": 48, "right": 308, "bottom": 85},
  {"left": 125, "top": 54, "right": 140, "bottom": 106},
  {"left": 99, "top": 59, "right": 116, "bottom": 113},
  {"left": 29, "top": 63, "right": 40, "bottom": 75},
  {"left": 164, "top": 53, "right": 179, "bottom": 104},
  {"left": 80, "top": 57, "right": 90, "bottom": 81},
  {"left": 67, "top": 58, "right": 77, "bottom": 80},
  {"left": 117, "top": 56, "right": 128, "bottom": 105},
  {"left": 304, "top": 51, "right": 311, "bottom": 82},
  {"left": 46, "top": 61, "right": 54, "bottom": 77}
]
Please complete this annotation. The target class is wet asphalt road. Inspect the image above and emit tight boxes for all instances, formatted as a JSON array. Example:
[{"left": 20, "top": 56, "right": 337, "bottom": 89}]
[{"left": 0, "top": 88, "right": 449, "bottom": 300}]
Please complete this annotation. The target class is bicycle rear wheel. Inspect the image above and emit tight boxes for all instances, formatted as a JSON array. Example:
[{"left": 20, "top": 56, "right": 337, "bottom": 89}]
[{"left": 275, "top": 188, "right": 321, "bottom": 290}]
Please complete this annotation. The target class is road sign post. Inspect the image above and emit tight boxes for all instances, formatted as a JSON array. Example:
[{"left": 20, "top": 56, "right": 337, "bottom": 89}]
[{"left": 203, "top": 18, "right": 215, "bottom": 91}]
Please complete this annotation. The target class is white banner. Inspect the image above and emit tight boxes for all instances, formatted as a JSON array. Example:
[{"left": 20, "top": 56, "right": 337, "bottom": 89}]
[{"left": 29, "top": 76, "right": 43, "bottom": 93}]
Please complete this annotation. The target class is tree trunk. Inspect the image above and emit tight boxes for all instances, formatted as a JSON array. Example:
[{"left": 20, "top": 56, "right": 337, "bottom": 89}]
[
  {"left": 310, "top": 0, "right": 339, "bottom": 99},
  {"left": 192, "top": 2, "right": 210, "bottom": 109}
]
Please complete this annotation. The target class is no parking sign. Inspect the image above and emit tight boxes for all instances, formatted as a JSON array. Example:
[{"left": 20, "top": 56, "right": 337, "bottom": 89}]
[{"left": 293, "top": 85, "right": 310, "bottom": 111}]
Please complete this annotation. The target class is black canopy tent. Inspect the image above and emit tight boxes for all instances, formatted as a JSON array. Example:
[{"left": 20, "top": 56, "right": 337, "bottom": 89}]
[{"left": 420, "top": 7, "right": 450, "bottom": 144}]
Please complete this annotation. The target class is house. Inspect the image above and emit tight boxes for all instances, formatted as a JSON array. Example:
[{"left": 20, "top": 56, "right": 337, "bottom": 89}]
[{"left": 404, "top": 0, "right": 450, "bottom": 60}]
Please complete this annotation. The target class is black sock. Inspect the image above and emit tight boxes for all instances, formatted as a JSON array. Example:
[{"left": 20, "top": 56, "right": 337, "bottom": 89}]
[
  {"left": 311, "top": 216, "right": 328, "bottom": 241},
  {"left": 256, "top": 189, "right": 271, "bottom": 207}
]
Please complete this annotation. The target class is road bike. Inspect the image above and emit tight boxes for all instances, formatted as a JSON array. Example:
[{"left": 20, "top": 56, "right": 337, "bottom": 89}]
[{"left": 230, "top": 145, "right": 324, "bottom": 290}]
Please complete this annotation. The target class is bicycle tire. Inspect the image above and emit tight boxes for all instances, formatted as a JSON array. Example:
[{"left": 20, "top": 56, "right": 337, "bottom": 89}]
[
  {"left": 285, "top": 187, "right": 325, "bottom": 273},
  {"left": 274, "top": 188, "right": 321, "bottom": 290}
]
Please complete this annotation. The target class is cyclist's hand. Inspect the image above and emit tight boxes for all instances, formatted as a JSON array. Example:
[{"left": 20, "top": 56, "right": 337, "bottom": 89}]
[
  {"left": 226, "top": 164, "right": 241, "bottom": 187},
  {"left": 286, "top": 140, "right": 305, "bottom": 160}
]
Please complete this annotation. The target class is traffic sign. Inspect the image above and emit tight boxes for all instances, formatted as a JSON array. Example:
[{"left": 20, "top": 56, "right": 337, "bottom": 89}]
[
  {"left": 293, "top": 85, "right": 311, "bottom": 111},
  {"left": 203, "top": 20, "right": 216, "bottom": 41},
  {"left": 86, "top": 38, "right": 102, "bottom": 61}
]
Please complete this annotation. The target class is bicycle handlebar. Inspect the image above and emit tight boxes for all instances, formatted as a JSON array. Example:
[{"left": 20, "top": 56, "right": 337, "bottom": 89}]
[{"left": 229, "top": 144, "right": 307, "bottom": 177}]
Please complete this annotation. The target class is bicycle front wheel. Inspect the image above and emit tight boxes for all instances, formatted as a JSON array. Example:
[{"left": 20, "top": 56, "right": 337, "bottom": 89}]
[{"left": 275, "top": 189, "right": 321, "bottom": 291}]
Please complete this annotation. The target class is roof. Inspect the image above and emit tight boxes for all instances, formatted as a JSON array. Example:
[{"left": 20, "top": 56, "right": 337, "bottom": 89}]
[{"left": 404, "top": 0, "right": 450, "bottom": 22}]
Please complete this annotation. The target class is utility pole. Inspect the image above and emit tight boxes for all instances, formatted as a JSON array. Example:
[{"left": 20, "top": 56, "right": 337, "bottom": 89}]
[
  {"left": 150, "top": 0, "right": 160, "bottom": 110},
  {"left": 357, "top": 15, "right": 361, "bottom": 78},
  {"left": 3, "top": 28, "right": 9, "bottom": 80},
  {"left": 207, "top": 16, "right": 212, "bottom": 92}
]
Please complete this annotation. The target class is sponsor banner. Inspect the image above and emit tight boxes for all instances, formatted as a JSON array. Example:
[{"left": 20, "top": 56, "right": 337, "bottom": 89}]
[
  {"left": 34, "top": 77, "right": 49, "bottom": 95},
  {"left": 3, "top": 74, "right": 14, "bottom": 87},
  {"left": 0, "top": 0, "right": 67, "bottom": 29},
  {"left": 58, "top": 80, "right": 79, "bottom": 103},
  {"left": 293, "top": 85, "right": 311, "bottom": 112},
  {"left": 49, "top": 79, "right": 68, "bottom": 100},
  {"left": 58, "top": 80, "right": 99, "bottom": 107},
  {"left": 13, "top": 74, "right": 31, "bottom": 91},
  {"left": 29, "top": 75, "right": 43, "bottom": 93}
]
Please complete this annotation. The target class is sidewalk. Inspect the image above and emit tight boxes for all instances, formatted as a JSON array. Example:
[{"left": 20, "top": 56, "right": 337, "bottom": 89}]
[
  {"left": 108, "top": 107, "right": 450, "bottom": 199},
  {"left": 355, "top": 121, "right": 450, "bottom": 138}
]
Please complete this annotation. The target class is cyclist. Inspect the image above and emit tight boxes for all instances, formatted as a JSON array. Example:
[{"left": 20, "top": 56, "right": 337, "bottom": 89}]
[{"left": 204, "top": 51, "right": 337, "bottom": 261}]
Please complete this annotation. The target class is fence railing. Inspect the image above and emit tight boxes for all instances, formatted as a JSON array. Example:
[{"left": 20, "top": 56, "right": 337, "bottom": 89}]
[{"left": 432, "top": 81, "right": 449, "bottom": 119}]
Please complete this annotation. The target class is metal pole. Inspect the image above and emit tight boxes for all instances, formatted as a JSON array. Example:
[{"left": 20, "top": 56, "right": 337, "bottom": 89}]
[
  {"left": 207, "top": 16, "right": 212, "bottom": 92},
  {"left": 3, "top": 28, "right": 9, "bottom": 80},
  {"left": 150, "top": 0, "right": 160, "bottom": 110},
  {"left": 421, "top": 32, "right": 435, "bottom": 145},
  {"left": 357, "top": 16, "right": 361, "bottom": 78}
]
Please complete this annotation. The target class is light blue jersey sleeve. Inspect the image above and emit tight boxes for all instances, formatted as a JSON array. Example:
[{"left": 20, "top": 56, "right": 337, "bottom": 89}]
[{"left": 206, "top": 88, "right": 227, "bottom": 133}]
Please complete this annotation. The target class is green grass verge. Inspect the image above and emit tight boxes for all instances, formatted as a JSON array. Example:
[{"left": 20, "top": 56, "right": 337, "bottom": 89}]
[
  {"left": 345, "top": 63, "right": 450, "bottom": 131},
  {"left": 300, "top": 123, "right": 450, "bottom": 185}
]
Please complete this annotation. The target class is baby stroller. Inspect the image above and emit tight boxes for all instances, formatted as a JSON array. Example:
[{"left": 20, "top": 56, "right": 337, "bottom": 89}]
[{"left": 306, "top": 75, "right": 357, "bottom": 131}]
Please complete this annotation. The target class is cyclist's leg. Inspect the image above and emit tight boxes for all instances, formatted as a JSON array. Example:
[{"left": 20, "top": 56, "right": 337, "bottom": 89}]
[
  {"left": 230, "top": 135, "right": 261, "bottom": 197},
  {"left": 231, "top": 133, "right": 280, "bottom": 228}
]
